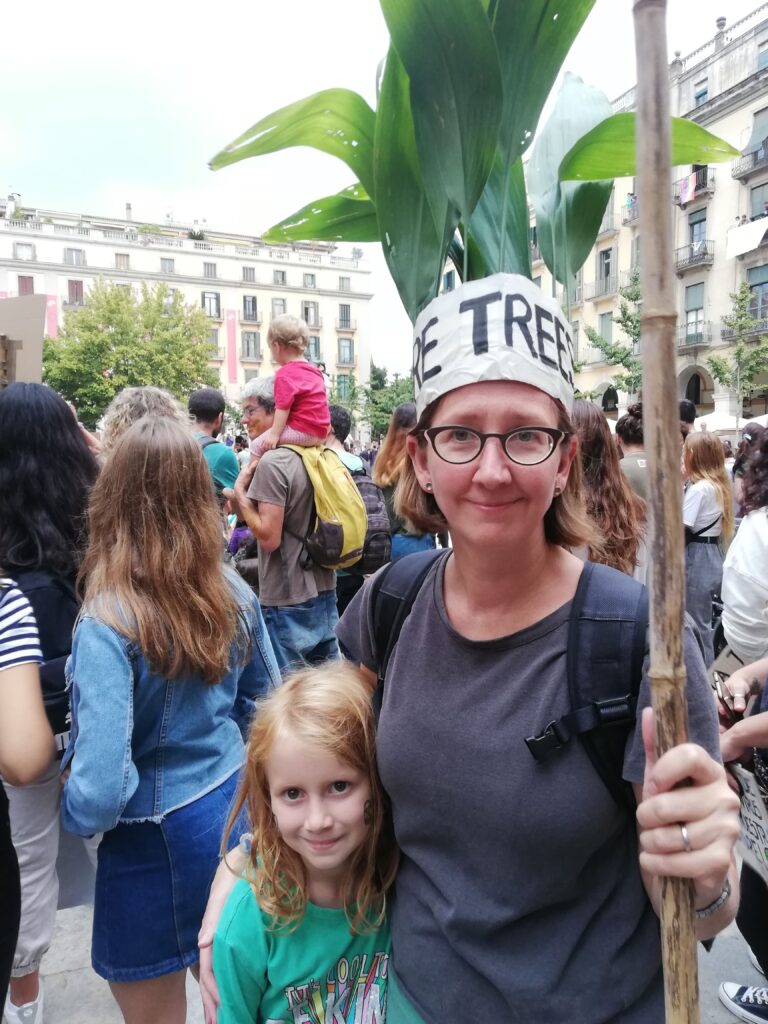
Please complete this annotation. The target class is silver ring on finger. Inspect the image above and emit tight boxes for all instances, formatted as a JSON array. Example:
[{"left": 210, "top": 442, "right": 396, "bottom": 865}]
[{"left": 679, "top": 823, "right": 692, "bottom": 853}]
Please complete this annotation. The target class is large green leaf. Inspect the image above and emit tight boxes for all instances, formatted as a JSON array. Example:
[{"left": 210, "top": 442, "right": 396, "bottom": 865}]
[
  {"left": 262, "top": 185, "right": 379, "bottom": 244},
  {"left": 381, "top": 0, "right": 502, "bottom": 228},
  {"left": 209, "top": 89, "right": 377, "bottom": 199},
  {"left": 485, "top": 0, "right": 596, "bottom": 266},
  {"left": 559, "top": 112, "right": 740, "bottom": 180},
  {"left": 374, "top": 47, "right": 455, "bottom": 322},
  {"left": 487, "top": 0, "right": 596, "bottom": 159},
  {"left": 469, "top": 155, "right": 531, "bottom": 279},
  {"left": 527, "top": 74, "right": 614, "bottom": 287}
]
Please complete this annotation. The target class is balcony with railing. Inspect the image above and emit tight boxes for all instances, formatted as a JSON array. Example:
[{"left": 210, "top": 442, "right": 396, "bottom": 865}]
[
  {"left": 597, "top": 207, "right": 618, "bottom": 236},
  {"left": 732, "top": 148, "right": 768, "bottom": 181},
  {"left": 303, "top": 317, "right": 323, "bottom": 330},
  {"left": 208, "top": 347, "right": 226, "bottom": 362},
  {"left": 240, "top": 346, "right": 262, "bottom": 362},
  {"left": 584, "top": 275, "right": 618, "bottom": 301},
  {"left": 621, "top": 201, "right": 639, "bottom": 226},
  {"left": 677, "top": 322, "right": 712, "bottom": 350},
  {"left": 337, "top": 351, "right": 357, "bottom": 367},
  {"left": 335, "top": 318, "right": 357, "bottom": 332},
  {"left": 240, "top": 311, "right": 263, "bottom": 325},
  {"left": 721, "top": 306, "right": 768, "bottom": 342},
  {"left": 674, "top": 240, "right": 714, "bottom": 273},
  {"left": 673, "top": 168, "right": 715, "bottom": 205}
]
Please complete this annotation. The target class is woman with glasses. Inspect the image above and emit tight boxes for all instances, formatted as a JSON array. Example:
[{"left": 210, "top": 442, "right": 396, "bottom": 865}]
[{"left": 198, "top": 277, "right": 738, "bottom": 1024}]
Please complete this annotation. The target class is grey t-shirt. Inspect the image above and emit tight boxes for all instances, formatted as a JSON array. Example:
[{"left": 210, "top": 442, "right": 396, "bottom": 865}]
[
  {"left": 337, "top": 557, "right": 719, "bottom": 1024},
  {"left": 248, "top": 448, "right": 335, "bottom": 607},
  {"left": 620, "top": 451, "right": 649, "bottom": 501}
]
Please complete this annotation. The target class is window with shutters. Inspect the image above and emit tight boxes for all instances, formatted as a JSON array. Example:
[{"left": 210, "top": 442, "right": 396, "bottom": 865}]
[
  {"left": 242, "top": 266, "right": 256, "bottom": 283},
  {"left": 67, "top": 280, "right": 84, "bottom": 305},
  {"left": 684, "top": 283, "right": 705, "bottom": 340},
  {"left": 115, "top": 253, "right": 130, "bottom": 270},
  {"left": 307, "top": 336, "right": 321, "bottom": 361},
  {"left": 202, "top": 291, "right": 221, "bottom": 318},
  {"left": 203, "top": 262, "right": 217, "bottom": 279},
  {"left": 760, "top": 41, "right": 768, "bottom": 71},
  {"left": 748, "top": 266, "right": 768, "bottom": 319},
  {"left": 161, "top": 258, "right": 175, "bottom": 274},
  {"left": 751, "top": 183, "right": 768, "bottom": 220},
  {"left": 338, "top": 338, "right": 354, "bottom": 364},
  {"left": 64, "top": 248, "right": 85, "bottom": 266},
  {"left": 693, "top": 80, "right": 708, "bottom": 107},
  {"left": 338, "top": 276, "right": 351, "bottom": 292},
  {"left": 630, "top": 236, "right": 641, "bottom": 269},
  {"left": 18, "top": 276, "right": 33, "bottom": 296},
  {"left": 273, "top": 269, "right": 286, "bottom": 285},
  {"left": 243, "top": 295, "right": 258, "bottom": 321},
  {"left": 302, "top": 301, "right": 319, "bottom": 327},
  {"left": 598, "top": 311, "right": 612, "bottom": 343},
  {"left": 241, "top": 332, "right": 261, "bottom": 358},
  {"left": 303, "top": 273, "right": 316, "bottom": 288},
  {"left": 336, "top": 374, "right": 350, "bottom": 400},
  {"left": 272, "top": 298, "right": 287, "bottom": 318},
  {"left": 338, "top": 303, "right": 351, "bottom": 329},
  {"left": 13, "top": 243, "right": 35, "bottom": 261}
]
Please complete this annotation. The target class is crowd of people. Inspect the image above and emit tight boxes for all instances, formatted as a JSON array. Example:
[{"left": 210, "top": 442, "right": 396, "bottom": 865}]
[{"left": 2, "top": 303, "right": 768, "bottom": 1024}]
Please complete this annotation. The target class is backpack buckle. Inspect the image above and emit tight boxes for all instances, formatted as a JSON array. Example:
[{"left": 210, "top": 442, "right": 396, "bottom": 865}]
[
  {"left": 525, "top": 719, "right": 570, "bottom": 761},
  {"left": 593, "top": 696, "right": 634, "bottom": 727}
]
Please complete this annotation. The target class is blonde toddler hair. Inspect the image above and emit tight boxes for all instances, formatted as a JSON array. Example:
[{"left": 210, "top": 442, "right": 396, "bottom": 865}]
[{"left": 268, "top": 314, "right": 309, "bottom": 352}]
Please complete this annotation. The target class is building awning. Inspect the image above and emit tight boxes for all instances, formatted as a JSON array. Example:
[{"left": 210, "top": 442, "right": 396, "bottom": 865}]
[
  {"left": 743, "top": 107, "right": 768, "bottom": 155},
  {"left": 726, "top": 219, "right": 768, "bottom": 259}
]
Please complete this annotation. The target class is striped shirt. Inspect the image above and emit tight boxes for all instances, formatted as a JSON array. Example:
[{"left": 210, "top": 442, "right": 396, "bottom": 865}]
[{"left": 0, "top": 578, "right": 43, "bottom": 672}]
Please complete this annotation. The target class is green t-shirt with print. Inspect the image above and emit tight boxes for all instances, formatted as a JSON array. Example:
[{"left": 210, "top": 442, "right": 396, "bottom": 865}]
[{"left": 213, "top": 877, "right": 390, "bottom": 1024}]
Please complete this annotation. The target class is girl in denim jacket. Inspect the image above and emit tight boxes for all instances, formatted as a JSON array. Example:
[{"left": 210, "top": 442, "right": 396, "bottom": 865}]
[{"left": 61, "top": 416, "right": 281, "bottom": 1024}]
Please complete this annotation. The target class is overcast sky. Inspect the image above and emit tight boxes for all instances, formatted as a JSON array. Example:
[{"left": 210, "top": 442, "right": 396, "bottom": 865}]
[{"left": 3, "top": 0, "right": 764, "bottom": 373}]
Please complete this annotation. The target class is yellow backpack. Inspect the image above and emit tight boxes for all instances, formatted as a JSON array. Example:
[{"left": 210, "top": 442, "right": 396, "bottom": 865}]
[{"left": 283, "top": 446, "right": 368, "bottom": 570}]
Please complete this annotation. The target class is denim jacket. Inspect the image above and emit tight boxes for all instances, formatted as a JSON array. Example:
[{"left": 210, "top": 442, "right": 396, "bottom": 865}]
[{"left": 60, "top": 572, "right": 281, "bottom": 836}]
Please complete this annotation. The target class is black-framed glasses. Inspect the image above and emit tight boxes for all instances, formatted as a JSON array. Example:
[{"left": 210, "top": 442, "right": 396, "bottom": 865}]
[{"left": 423, "top": 425, "right": 568, "bottom": 466}]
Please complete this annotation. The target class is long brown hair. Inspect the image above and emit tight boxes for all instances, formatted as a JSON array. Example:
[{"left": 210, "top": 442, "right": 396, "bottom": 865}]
[
  {"left": 372, "top": 402, "right": 417, "bottom": 488},
  {"left": 683, "top": 431, "right": 734, "bottom": 543},
  {"left": 223, "top": 662, "right": 398, "bottom": 934},
  {"left": 572, "top": 400, "right": 646, "bottom": 575},
  {"left": 79, "top": 416, "right": 247, "bottom": 683},
  {"left": 395, "top": 396, "right": 600, "bottom": 551}
]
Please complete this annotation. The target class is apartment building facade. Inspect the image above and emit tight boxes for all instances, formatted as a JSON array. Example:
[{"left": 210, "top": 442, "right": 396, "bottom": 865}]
[
  {"left": 527, "top": 3, "right": 768, "bottom": 420},
  {"left": 0, "top": 201, "right": 372, "bottom": 402}
]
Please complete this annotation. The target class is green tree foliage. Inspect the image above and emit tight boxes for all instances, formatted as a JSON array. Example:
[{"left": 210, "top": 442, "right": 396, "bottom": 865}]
[
  {"left": 329, "top": 372, "right": 364, "bottom": 419},
  {"left": 43, "top": 279, "right": 218, "bottom": 428},
  {"left": 582, "top": 267, "right": 643, "bottom": 395},
  {"left": 369, "top": 360, "right": 388, "bottom": 390},
  {"left": 363, "top": 372, "right": 415, "bottom": 440},
  {"left": 708, "top": 282, "right": 768, "bottom": 417}
]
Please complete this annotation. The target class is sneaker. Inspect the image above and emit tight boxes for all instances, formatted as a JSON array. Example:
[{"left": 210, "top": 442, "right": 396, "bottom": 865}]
[
  {"left": 751, "top": 948, "right": 767, "bottom": 976},
  {"left": 3, "top": 983, "right": 44, "bottom": 1024},
  {"left": 720, "top": 982, "right": 768, "bottom": 1023}
]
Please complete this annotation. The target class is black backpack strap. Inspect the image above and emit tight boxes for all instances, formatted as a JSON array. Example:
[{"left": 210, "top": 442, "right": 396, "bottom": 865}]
[
  {"left": 525, "top": 562, "right": 648, "bottom": 809},
  {"left": 369, "top": 549, "right": 448, "bottom": 721}
]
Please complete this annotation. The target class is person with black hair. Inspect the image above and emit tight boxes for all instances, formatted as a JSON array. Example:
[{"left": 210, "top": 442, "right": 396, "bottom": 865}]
[
  {"left": 679, "top": 398, "right": 697, "bottom": 441},
  {"left": 188, "top": 387, "right": 240, "bottom": 499},
  {"left": 615, "top": 402, "right": 648, "bottom": 501},
  {"left": 0, "top": 382, "right": 99, "bottom": 1024},
  {"left": 732, "top": 422, "right": 765, "bottom": 515}
]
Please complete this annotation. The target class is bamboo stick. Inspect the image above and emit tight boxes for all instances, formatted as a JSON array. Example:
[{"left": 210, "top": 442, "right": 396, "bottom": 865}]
[{"left": 633, "top": 1, "right": 700, "bottom": 1021}]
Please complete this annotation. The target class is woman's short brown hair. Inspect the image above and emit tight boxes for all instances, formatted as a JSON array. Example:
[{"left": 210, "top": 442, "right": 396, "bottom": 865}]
[{"left": 395, "top": 397, "right": 600, "bottom": 551}]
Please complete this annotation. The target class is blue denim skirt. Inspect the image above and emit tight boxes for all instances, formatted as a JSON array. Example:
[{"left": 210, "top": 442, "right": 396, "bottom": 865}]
[{"left": 92, "top": 770, "right": 244, "bottom": 982}]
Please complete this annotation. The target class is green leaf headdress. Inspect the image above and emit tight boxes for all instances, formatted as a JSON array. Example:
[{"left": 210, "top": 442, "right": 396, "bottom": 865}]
[{"left": 211, "top": 0, "right": 738, "bottom": 410}]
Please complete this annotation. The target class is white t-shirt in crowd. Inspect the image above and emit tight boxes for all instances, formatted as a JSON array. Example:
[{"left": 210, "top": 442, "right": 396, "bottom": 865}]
[{"left": 683, "top": 480, "right": 722, "bottom": 537}]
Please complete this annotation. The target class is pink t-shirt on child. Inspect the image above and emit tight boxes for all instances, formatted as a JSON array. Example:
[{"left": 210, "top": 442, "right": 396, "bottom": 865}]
[{"left": 274, "top": 361, "right": 330, "bottom": 437}]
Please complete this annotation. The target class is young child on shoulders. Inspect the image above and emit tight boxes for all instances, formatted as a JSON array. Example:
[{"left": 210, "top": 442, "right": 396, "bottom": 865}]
[
  {"left": 213, "top": 661, "right": 398, "bottom": 1024},
  {"left": 249, "top": 315, "right": 330, "bottom": 462}
]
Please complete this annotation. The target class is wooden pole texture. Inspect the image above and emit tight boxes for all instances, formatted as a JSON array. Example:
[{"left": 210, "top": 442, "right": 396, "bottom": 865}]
[{"left": 633, "top": 1, "right": 700, "bottom": 1022}]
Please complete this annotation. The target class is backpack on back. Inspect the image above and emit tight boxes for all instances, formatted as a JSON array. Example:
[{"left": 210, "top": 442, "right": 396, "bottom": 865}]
[
  {"left": 15, "top": 569, "right": 79, "bottom": 757},
  {"left": 369, "top": 552, "right": 648, "bottom": 810},
  {"left": 284, "top": 445, "right": 368, "bottom": 570},
  {"left": 347, "top": 461, "right": 391, "bottom": 575}
]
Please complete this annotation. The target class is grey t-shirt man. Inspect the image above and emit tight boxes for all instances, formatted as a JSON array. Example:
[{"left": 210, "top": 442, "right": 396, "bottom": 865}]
[
  {"left": 337, "top": 556, "right": 719, "bottom": 1024},
  {"left": 620, "top": 450, "right": 648, "bottom": 501},
  {"left": 247, "top": 448, "right": 335, "bottom": 607}
]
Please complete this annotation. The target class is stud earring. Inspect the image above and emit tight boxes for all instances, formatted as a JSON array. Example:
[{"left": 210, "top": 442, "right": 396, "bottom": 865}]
[
  {"left": 425, "top": 481, "right": 433, "bottom": 492},
  {"left": 553, "top": 485, "right": 562, "bottom": 497}
]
